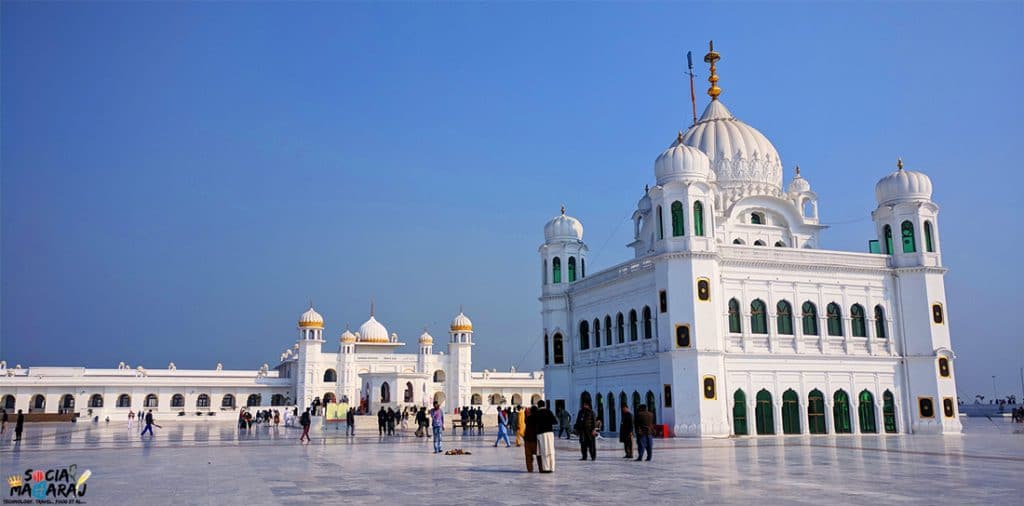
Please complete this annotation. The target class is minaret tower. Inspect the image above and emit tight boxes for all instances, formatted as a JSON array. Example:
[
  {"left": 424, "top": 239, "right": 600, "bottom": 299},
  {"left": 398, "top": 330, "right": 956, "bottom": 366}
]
[
  {"left": 338, "top": 326, "right": 357, "bottom": 405},
  {"left": 448, "top": 309, "right": 474, "bottom": 408},
  {"left": 872, "top": 158, "right": 959, "bottom": 434},
  {"left": 295, "top": 305, "right": 324, "bottom": 409}
]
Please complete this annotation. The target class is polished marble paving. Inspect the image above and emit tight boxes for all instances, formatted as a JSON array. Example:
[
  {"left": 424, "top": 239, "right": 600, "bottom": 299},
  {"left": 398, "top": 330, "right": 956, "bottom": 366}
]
[{"left": 1, "top": 417, "right": 1021, "bottom": 505}]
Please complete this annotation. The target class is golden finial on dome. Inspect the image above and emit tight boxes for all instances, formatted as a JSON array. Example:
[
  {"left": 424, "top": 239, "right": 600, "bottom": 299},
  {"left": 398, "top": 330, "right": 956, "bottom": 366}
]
[
  {"left": 897, "top": 158, "right": 904, "bottom": 171},
  {"left": 703, "top": 40, "right": 721, "bottom": 100},
  {"left": 676, "top": 130, "right": 684, "bottom": 144},
  {"left": 795, "top": 165, "right": 801, "bottom": 176},
  {"left": 560, "top": 204, "right": 565, "bottom": 215}
]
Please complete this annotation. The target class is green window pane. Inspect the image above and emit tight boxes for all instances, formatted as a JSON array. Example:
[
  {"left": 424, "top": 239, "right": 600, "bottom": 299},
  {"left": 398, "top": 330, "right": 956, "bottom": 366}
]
[
  {"left": 884, "top": 225, "right": 893, "bottom": 255},
  {"left": 858, "top": 390, "right": 877, "bottom": 433},
  {"left": 693, "top": 201, "right": 705, "bottom": 236},
  {"left": 851, "top": 304, "right": 866, "bottom": 337},
  {"left": 750, "top": 299, "right": 768, "bottom": 334},
  {"left": 728, "top": 298, "right": 742, "bottom": 334},
  {"left": 826, "top": 303, "right": 843, "bottom": 336},
  {"left": 924, "top": 221, "right": 934, "bottom": 252},
  {"left": 833, "top": 390, "right": 852, "bottom": 434},
  {"left": 552, "top": 257, "right": 561, "bottom": 284},
  {"left": 656, "top": 206, "right": 664, "bottom": 240},
  {"left": 733, "top": 390, "right": 748, "bottom": 435},
  {"left": 874, "top": 305, "right": 887, "bottom": 338},
  {"left": 901, "top": 221, "right": 916, "bottom": 253},
  {"left": 777, "top": 301, "right": 794, "bottom": 335},
  {"left": 568, "top": 257, "right": 576, "bottom": 282},
  {"left": 808, "top": 390, "right": 827, "bottom": 434},
  {"left": 671, "top": 201, "right": 685, "bottom": 237},
  {"left": 755, "top": 390, "right": 774, "bottom": 435},
  {"left": 782, "top": 390, "right": 800, "bottom": 434},
  {"left": 883, "top": 390, "right": 898, "bottom": 433},
  {"left": 802, "top": 302, "right": 818, "bottom": 336}
]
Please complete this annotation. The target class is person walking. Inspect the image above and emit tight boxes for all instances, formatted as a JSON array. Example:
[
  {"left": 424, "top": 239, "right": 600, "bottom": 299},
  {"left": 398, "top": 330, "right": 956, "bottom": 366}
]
[
  {"left": 299, "top": 408, "right": 312, "bottom": 443},
  {"left": 1, "top": 408, "right": 8, "bottom": 435},
  {"left": 619, "top": 405, "right": 635, "bottom": 459},
  {"left": 128, "top": 410, "right": 134, "bottom": 430},
  {"left": 516, "top": 406, "right": 526, "bottom": 447},
  {"left": 522, "top": 407, "right": 541, "bottom": 472},
  {"left": 509, "top": 408, "right": 520, "bottom": 446},
  {"left": 429, "top": 402, "right": 444, "bottom": 454},
  {"left": 377, "top": 407, "right": 387, "bottom": 436},
  {"left": 386, "top": 407, "right": 396, "bottom": 436},
  {"left": 532, "top": 400, "right": 557, "bottom": 473},
  {"left": 557, "top": 408, "right": 572, "bottom": 439},
  {"left": 494, "top": 407, "right": 511, "bottom": 447},
  {"left": 14, "top": 410, "right": 25, "bottom": 441},
  {"left": 140, "top": 410, "right": 158, "bottom": 437},
  {"left": 574, "top": 402, "right": 597, "bottom": 460},
  {"left": 416, "top": 407, "right": 428, "bottom": 437},
  {"left": 346, "top": 407, "right": 356, "bottom": 436},
  {"left": 634, "top": 404, "right": 654, "bottom": 461},
  {"left": 274, "top": 409, "right": 281, "bottom": 428},
  {"left": 460, "top": 407, "right": 469, "bottom": 435}
]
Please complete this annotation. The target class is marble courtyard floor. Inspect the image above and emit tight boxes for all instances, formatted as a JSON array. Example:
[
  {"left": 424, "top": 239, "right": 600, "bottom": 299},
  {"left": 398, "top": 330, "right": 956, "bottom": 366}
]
[{"left": 1, "top": 417, "right": 1022, "bottom": 505}]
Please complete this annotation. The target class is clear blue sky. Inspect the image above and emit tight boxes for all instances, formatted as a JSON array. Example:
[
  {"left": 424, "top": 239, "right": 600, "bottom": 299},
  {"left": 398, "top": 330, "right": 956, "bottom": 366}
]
[{"left": 2, "top": 2, "right": 1022, "bottom": 400}]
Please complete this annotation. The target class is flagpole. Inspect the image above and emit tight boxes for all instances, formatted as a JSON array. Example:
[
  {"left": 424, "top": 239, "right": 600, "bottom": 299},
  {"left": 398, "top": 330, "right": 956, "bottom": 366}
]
[{"left": 686, "top": 51, "right": 697, "bottom": 126}]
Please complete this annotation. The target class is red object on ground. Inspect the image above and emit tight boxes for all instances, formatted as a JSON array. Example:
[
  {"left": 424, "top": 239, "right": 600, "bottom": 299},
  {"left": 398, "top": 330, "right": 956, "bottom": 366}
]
[{"left": 654, "top": 424, "right": 671, "bottom": 438}]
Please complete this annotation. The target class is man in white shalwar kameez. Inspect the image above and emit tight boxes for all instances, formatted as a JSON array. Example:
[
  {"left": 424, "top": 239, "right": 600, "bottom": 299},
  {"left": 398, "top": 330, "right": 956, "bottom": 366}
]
[{"left": 533, "top": 400, "right": 558, "bottom": 473}]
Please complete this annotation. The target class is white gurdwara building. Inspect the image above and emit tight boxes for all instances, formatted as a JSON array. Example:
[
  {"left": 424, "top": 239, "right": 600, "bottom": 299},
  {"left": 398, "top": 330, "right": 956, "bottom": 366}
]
[
  {"left": 0, "top": 308, "right": 543, "bottom": 419},
  {"left": 539, "top": 43, "right": 960, "bottom": 437}
]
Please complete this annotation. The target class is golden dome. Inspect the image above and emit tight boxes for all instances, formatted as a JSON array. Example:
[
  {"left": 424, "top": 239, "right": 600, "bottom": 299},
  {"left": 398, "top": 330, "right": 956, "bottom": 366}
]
[{"left": 298, "top": 307, "right": 324, "bottom": 329}]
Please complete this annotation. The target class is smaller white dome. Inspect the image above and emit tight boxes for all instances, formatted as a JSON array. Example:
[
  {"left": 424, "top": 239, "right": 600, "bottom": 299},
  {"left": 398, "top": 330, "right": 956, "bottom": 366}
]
[
  {"left": 419, "top": 331, "right": 433, "bottom": 344},
  {"left": 450, "top": 311, "right": 473, "bottom": 332},
  {"left": 638, "top": 191, "right": 652, "bottom": 213},
  {"left": 655, "top": 134, "right": 713, "bottom": 185},
  {"left": 544, "top": 207, "right": 583, "bottom": 242},
  {"left": 298, "top": 307, "right": 324, "bottom": 328},
  {"left": 787, "top": 166, "right": 811, "bottom": 194},
  {"left": 875, "top": 159, "right": 932, "bottom": 206},
  {"left": 358, "top": 315, "right": 389, "bottom": 343},
  {"left": 340, "top": 329, "right": 356, "bottom": 343}
]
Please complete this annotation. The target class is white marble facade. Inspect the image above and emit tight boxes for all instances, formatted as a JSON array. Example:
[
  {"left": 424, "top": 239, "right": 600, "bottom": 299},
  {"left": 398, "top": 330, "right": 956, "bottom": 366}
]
[{"left": 539, "top": 44, "right": 961, "bottom": 437}]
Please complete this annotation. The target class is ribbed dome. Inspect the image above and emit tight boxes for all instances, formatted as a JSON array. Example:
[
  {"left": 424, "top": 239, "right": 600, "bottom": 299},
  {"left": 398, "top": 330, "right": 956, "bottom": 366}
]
[
  {"left": 358, "top": 315, "right": 389, "bottom": 343},
  {"left": 875, "top": 162, "right": 932, "bottom": 205},
  {"left": 787, "top": 167, "right": 811, "bottom": 194},
  {"left": 637, "top": 192, "right": 652, "bottom": 213},
  {"left": 298, "top": 307, "right": 324, "bottom": 329},
  {"left": 418, "top": 331, "right": 434, "bottom": 344},
  {"left": 544, "top": 208, "right": 583, "bottom": 243},
  {"left": 340, "top": 329, "right": 356, "bottom": 343},
  {"left": 680, "top": 100, "right": 782, "bottom": 194},
  {"left": 655, "top": 135, "right": 713, "bottom": 185},
  {"left": 450, "top": 311, "right": 473, "bottom": 332}
]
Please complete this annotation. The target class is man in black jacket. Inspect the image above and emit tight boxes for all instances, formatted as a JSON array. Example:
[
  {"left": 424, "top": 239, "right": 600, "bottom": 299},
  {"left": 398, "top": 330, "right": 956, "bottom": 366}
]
[
  {"left": 619, "top": 405, "right": 634, "bottom": 459},
  {"left": 14, "top": 409, "right": 25, "bottom": 441},
  {"left": 574, "top": 402, "right": 597, "bottom": 460},
  {"left": 530, "top": 400, "right": 558, "bottom": 473}
]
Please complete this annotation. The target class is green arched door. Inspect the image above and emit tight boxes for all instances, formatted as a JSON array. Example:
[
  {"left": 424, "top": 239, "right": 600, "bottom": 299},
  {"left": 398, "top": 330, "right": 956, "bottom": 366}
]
[
  {"left": 782, "top": 389, "right": 800, "bottom": 434},
  {"left": 755, "top": 390, "right": 774, "bottom": 435},
  {"left": 733, "top": 390, "right": 748, "bottom": 436},
  {"left": 833, "top": 390, "right": 852, "bottom": 434},
  {"left": 808, "top": 389, "right": 827, "bottom": 434}
]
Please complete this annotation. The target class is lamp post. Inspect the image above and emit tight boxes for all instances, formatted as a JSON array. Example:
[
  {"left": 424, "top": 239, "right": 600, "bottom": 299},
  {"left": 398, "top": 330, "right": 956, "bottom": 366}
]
[{"left": 992, "top": 375, "right": 997, "bottom": 403}]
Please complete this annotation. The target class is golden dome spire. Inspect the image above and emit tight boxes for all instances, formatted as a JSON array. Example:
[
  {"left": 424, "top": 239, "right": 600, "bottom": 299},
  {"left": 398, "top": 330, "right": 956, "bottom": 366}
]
[
  {"left": 897, "top": 157, "right": 904, "bottom": 171},
  {"left": 703, "top": 40, "right": 721, "bottom": 101}
]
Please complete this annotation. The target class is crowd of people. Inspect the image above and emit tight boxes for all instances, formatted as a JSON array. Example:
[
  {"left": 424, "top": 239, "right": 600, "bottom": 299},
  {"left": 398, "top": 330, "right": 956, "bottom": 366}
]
[{"left": 237, "top": 408, "right": 283, "bottom": 430}]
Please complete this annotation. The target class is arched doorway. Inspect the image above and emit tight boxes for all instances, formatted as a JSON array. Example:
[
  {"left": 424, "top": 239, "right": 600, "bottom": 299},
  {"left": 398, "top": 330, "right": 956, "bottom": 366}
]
[
  {"left": 322, "top": 392, "right": 336, "bottom": 404},
  {"left": 31, "top": 394, "right": 45, "bottom": 413},
  {"left": 433, "top": 391, "right": 445, "bottom": 408},
  {"left": 512, "top": 393, "right": 523, "bottom": 406},
  {"left": 882, "top": 390, "right": 898, "bottom": 433},
  {"left": 631, "top": 391, "right": 641, "bottom": 415},
  {"left": 471, "top": 393, "right": 482, "bottom": 405},
  {"left": 530, "top": 394, "right": 542, "bottom": 407},
  {"left": 60, "top": 394, "right": 75, "bottom": 414},
  {"left": 733, "top": 390, "right": 748, "bottom": 435},
  {"left": 858, "top": 390, "right": 877, "bottom": 433},
  {"left": 807, "top": 389, "right": 827, "bottom": 434},
  {"left": 245, "top": 394, "right": 260, "bottom": 407},
  {"left": 781, "top": 389, "right": 800, "bottom": 434},
  {"left": 645, "top": 391, "right": 657, "bottom": 423},
  {"left": 380, "top": 382, "right": 391, "bottom": 404},
  {"left": 596, "top": 393, "right": 604, "bottom": 424},
  {"left": 2, "top": 395, "right": 15, "bottom": 410},
  {"left": 833, "top": 390, "right": 852, "bottom": 434},
  {"left": 755, "top": 389, "right": 774, "bottom": 435},
  {"left": 404, "top": 382, "right": 414, "bottom": 403},
  {"left": 606, "top": 392, "right": 616, "bottom": 429}
]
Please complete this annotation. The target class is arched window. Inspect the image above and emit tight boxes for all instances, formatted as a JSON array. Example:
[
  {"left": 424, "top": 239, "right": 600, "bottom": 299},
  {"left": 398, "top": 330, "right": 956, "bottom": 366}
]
[
  {"left": 593, "top": 318, "right": 601, "bottom": 348},
  {"left": 802, "top": 302, "right": 819, "bottom": 335},
  {"left": 604, "top": 315, "right": 612, "bottom": 346},
  {"left": 833, "top": 390, "right": 852, "bottom": 434},
  {"left": 324, "top": 369, "right": 337, "bottom": 382},
  {"left": 750, "top": 212, "right": 764, "bottom": 225},
  {"left": 553, "top": 333, "right": 564, "bottom": 364},
  {"left": 245, "top": 394, "right": 260, "bottom": 407},
  {"left": 568, "top": 256, "right": 577, "bottom": 282},
  {"left": 874, "top": 305, "right": 887, "bottom": 338},
  {"left": 675, "top": 325, "right": 691, "bottom": 347},
  {"left": 901, "top": 220, "right": 916, "bottom": 253},
  {"left": 883, "top": 225, "right": 893, "bottom": 254},
  {"left": 171, "top": 394, "right": 185, "bottom": 408},
  {"left": 755, "top": 389, "right": 774, "bottom": 435},
  {"left": 552, "top": 257, "right": 562, "bottom": 284},
  {"left": 543, "top": 334, "right": 550, "bottom": 365},
  {"left": 693, "top": 201, "right": 705, "bottom": 236},
  {"left": 579, "top": 320, "right": 590, "bottom": 350},
  {"left": 221, "top": 394, "right": 235, "bottom": 408},
  {"left": 2, "top": 395, "right": 15, "bottom": 410},
  {"left": 89, "top": 394, "right": 104, "bottom": 408},
  {"left": 620, "top": 392, "right": 629, "bottom": 418},
  {"left": 671, "top": 201, "right": 685, "bottom": 236},
  {"left": 732, "top": 238, "right": 745, "bottom": 245},
  {"left": 117, "top": 394, "right": 131, "bottom": 408},
  {"left": 924, "top": 221, "right": 935, "bottom": 252},
  {"left": 197, "top": 394, "right": 211, "bottom": 408},
  {"left": 696, "top": 278, "right": 710, "bottom": 301},
  {"left": 777, "top": 300, "right": 794, "bottom": 335},
  {"left": 850, "top": 304, "right": 866, "bottom": 337},
  {"left": 380, "top": 382, "right": 391, "bottom": 403},
  {"left": 826, "top": 303, "right": 843, "bottom": 336},
  {"left": 656, "top": 206, "right": 664, "bottom": 240},
  {"left": 272, "top": 394, "right": 287, "bottom": 406},
  {"left": 883, "top": 390, "right": 897, "bottom": 433},
  {"left": 646, "top": 391, "right": 657, "bottom": 423},
  {"left": 61, "top": 394, "right": 75, "bottom": 410},
  {"left": 471, "top": 393, "right": 482, "bottom": 405},
  {"left": 807, "top": 389, "right": 827, "bottom": 434},
  {"left": 782, "top": 389, "right": 800, "bottom": 434},
  {"left": 733, "top": 389, "right": 748, "bottom": 435},
  {"left": 750, "top": 299, "right": 767, "bottom": 334},
  {"left": 728, "top": 298, "right": 742, "bottom": 334},
  {"left": 642, "top": 306, "right": 652, "bottom": 339},
  {"left": 628, "top": 309, "right": 638, "bottom": 341},
  {"left": 489, "top": 393, "right": 502, "bottom": 405},
  {"left": 631, "top": 391, "right": 642, "bottom": 415},
  {"left": 433, "top": 370, "right": 446, "bottom": 382},
  {"left": 754, "top": 240, "right": 766, "bottom": 246},
  {"left": 581, "top": 258, "right": 586, "bottom": 278},
  {"left": 858, "top": 390, "right": 877, "bottom": 433},
  {"left": 616, "top": 313, "right": 625, "bottom": 344},
  {"left": 607, "top": 392, "right": 616, "bottom": 429},
  {"left": 31, "top": 394, "right": 46, "bottom": 411},
  {"left": 774, "top": 241, "right": 785, "bottom": 247},
  {"left": 938, "top": 357, "right": 951, "bottom": 377},
  {"left": 596, "top": 393, "right": 604, "bottom": 423},
  {"left": 542, "top": 259, "right": 547, "bottom": 285}
]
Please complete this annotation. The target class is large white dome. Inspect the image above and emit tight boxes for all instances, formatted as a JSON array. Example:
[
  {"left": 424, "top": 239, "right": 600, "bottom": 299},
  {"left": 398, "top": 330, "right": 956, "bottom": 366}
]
[
  {"left": 358, "top": 315, "right": 389, "bottom": 343},
  {"left": 544, "top": 208, "right": 583, "bottom": 243},
  {"left": 680, "top": 100, "right": 783, "bottom": 197},
  {"left": 875, "top": 160, "right": 932, "bottom": 206},
  {"left": 655, "top": 135, "right": 713, "bottom": 185}
]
